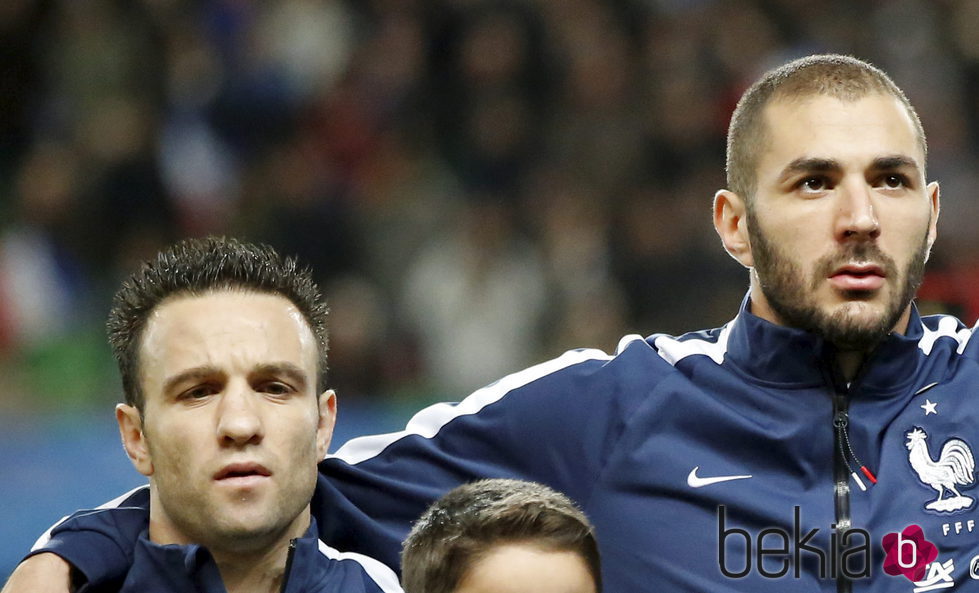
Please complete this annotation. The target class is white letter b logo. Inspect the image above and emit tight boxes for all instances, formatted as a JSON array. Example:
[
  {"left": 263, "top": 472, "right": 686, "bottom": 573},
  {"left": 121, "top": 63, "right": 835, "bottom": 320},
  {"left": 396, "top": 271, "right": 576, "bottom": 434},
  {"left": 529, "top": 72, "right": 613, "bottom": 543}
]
[{"left": 897, "top": 533, "right": 918, "bottom": 568}]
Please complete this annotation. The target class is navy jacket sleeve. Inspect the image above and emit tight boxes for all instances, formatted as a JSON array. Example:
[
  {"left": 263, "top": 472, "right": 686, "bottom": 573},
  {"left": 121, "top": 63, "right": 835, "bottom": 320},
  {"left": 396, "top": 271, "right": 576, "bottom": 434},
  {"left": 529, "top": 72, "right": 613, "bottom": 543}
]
[
  {"left": 25, "top": 487, "right": 149, "bottom": 590},
  {"left": 314, "top": 338, "right": 659, "bottom": 570}
]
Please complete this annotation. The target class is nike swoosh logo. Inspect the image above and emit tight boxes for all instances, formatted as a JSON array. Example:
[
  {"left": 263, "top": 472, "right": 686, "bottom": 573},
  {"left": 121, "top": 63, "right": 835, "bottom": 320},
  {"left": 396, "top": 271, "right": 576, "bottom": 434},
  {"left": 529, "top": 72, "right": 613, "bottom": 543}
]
[{"left": 687, "top": 466, "right": 752, "bottom": 488}]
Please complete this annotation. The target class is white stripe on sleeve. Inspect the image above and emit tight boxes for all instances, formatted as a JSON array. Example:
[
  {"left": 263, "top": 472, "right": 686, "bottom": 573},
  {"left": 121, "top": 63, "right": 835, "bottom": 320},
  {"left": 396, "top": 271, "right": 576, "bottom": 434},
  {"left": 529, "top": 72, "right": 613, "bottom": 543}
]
[
  {"left": 32, "top": 485, "right": 149, "bottom": 550},
  {"left": 317, "top": 540, "right": 403, "bottom": 593},
  {"left": 328, "top": 339, "right": 644, "bottom": 465}
]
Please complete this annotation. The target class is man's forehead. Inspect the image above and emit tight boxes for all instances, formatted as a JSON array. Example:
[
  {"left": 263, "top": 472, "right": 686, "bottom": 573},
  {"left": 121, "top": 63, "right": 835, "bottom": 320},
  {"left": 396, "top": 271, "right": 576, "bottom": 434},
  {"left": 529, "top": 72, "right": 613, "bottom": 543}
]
[
  {"left": 758, "top": 93, "right": 925, "bottom": 169},
  {"left": 139, "top": 290, "right": 317, "bottom": 378}
]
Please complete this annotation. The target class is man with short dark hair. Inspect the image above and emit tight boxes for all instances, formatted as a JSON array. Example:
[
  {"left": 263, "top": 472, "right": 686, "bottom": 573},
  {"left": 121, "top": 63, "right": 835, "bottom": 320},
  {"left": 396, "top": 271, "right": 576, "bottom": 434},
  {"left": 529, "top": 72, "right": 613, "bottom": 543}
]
[
  {"left": 401, "top": 479, "right": 601, "bottom": 593},
  {"left": 6, "top": 237, "right": 401, "bottom": 593},
  {"left": 720, "top": 54, "right": 935, "bottom": 376},
  {"left": 9, "top": 55, "right": 979, "bottom": 592}
]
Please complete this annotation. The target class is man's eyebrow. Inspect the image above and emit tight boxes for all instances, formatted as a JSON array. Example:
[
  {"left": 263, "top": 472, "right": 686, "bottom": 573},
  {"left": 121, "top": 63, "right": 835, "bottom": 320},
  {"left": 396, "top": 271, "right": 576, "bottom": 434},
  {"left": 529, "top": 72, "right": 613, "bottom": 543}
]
[
  {"left": 777, "top": 157, "right": 841, "bottom": 182},
  {"left": 163, "top": 365, "right": 223, "bottom": 394},
  {"left": 870, "top": 155, "right": 921, "bottom": 173},
  {"left": 777, "top": 155, "right": 922, "bottom": 183},
  {"left": 250, "top": 363, "right": 309, "bottom": 387},
  {"left": 162, "top": 363, "right": 310, "bottom": 393}
]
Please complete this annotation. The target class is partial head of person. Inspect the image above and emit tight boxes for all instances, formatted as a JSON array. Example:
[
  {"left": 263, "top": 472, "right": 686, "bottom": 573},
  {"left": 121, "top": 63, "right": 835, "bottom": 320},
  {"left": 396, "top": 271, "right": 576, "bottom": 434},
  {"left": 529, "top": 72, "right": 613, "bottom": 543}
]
[
  {"left": 111, "top": 237, "right": 335, "bottom": 566},
  {"left": 401, "top": 479, "right": 601, "bottom": 593},
  {"left": 713, "top": 54, "right": 940, "bottom": 371}
]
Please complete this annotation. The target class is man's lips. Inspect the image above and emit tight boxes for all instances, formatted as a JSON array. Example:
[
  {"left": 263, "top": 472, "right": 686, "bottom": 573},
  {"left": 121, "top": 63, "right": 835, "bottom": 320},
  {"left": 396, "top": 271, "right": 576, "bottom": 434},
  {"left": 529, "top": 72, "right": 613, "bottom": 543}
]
[
  {"left": 828, "top": 263, "right": 886, "bottom": 291},
  {"left": 213, "top": 462, "right": 272, "bottom": 484}
]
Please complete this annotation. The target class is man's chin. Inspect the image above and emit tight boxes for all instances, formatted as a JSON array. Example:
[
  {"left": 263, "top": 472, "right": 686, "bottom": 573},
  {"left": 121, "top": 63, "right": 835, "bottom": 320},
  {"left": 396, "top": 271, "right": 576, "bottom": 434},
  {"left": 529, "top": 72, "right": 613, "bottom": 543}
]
[
  {"left": 824, "top": 331, "right": 887, "bottom": 352},
  {"left": 818, "top": 304, "right": 896, "bottom": 351},
  {"left": 827, "top": 299, "right": 888, "bottom": 320},
  {"left": 206, "top": 517, "right": 290, "bottom": 551}
]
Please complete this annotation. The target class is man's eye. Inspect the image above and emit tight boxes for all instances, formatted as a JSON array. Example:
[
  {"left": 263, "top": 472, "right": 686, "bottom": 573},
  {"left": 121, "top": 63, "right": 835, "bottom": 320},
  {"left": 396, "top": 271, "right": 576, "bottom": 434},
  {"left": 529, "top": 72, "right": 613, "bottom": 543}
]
[
  {"left": 880, "top": 174, "right": 906, "bottom": 189},
  {"left": 800, "top": 177, "right": 827, "bottom": 192},
  {"left": 181, "top": 385, "right": 216, "bottom": 400},
  {"left": 261, "top": 382, "right": 293, "bottom": 395}
]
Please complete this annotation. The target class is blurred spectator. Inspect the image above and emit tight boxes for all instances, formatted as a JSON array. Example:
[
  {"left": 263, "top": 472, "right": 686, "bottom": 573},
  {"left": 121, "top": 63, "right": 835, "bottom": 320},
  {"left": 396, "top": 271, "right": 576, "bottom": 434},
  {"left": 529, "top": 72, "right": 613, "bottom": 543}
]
[
  {"left": 0, "top": 0, "right": 47, "bottom": 177},
  {"left": 402, "top": 199, "right": 546, "bottom": 396},
  {"left": 2, "top": 0, "right": 979, "bottom": 409},
  {"left": 1, "top": 141, "right": 87, "bottom": 351}
]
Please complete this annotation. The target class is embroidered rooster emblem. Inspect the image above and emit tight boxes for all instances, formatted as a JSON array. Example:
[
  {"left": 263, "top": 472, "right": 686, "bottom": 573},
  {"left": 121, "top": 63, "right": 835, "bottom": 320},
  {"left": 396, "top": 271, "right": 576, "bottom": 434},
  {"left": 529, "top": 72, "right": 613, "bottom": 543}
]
[{"left": 906, "top": 427, "right": 976, "bottom": 513}]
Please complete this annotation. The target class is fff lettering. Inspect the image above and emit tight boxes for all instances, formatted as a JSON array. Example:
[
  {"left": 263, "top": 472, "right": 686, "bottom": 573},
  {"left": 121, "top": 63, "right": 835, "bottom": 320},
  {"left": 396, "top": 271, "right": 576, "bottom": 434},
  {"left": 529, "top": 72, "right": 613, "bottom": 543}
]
[
  {"left": 942, "top": 520, "right": 976, "bottom": 536},
  {"left": 717, "top": 505, "right": 871, "bottom": 579}
]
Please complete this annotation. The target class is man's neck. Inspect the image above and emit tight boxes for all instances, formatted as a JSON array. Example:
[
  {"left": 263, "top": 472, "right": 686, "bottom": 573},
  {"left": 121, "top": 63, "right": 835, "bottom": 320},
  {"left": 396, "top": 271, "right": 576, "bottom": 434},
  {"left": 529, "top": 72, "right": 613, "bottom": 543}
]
[
  {"left": 211, "top": 537, "right": 293, "bottom": 593},
  {"left": 835, "top": 306, "right": 915, "bottom": 384},
  {"left": 835, "top": 350, "right": 866, "bottom": 385},
  {"left": 148, "top": 496, "right": 311, "bottom": 593},
  {"left": 208, "top": 509, "right": 311, "bottom": 593},
  {"left": 745, "top": 285, "right": 916, "bottom": 384}
]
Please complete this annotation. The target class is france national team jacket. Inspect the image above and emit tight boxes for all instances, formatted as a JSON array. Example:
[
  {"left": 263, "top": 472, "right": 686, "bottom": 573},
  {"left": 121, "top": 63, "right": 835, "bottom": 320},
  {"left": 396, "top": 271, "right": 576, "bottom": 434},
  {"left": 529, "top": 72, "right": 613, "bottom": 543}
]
[
  {"left": 28, "top": 298, "right": 979, "bottom": 592},
  {"left": 32, "top": 489, "right": 402, "bottom": 593}
]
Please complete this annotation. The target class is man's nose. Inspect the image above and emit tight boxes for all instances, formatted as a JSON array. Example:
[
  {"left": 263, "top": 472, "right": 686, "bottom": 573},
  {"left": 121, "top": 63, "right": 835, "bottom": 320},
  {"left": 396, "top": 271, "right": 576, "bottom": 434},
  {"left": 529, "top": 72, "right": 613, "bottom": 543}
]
[
  {"left": 837, "top": 179, "right": 880, "bottom": 240},
  {"left": 216, "top": 383, "right": 264, "bottom": 446}
]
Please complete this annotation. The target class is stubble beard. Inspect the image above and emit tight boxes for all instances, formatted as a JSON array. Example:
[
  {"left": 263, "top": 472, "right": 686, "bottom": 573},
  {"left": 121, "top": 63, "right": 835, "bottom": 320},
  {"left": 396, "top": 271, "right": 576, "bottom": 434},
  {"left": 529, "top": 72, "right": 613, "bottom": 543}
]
[{"left": 747, "top": 214, "right": 930, "bottom": 352}]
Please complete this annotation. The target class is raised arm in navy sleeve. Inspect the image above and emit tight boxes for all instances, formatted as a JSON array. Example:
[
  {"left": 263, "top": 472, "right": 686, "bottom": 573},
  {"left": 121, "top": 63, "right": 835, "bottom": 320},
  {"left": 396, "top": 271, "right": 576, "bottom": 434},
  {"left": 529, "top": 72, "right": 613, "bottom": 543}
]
[
  {"left": 25, "top": 487, "right": 149, "bottom": 590},
  {"left": 313, "top": 337, "right": 660, "bottom": 570}
]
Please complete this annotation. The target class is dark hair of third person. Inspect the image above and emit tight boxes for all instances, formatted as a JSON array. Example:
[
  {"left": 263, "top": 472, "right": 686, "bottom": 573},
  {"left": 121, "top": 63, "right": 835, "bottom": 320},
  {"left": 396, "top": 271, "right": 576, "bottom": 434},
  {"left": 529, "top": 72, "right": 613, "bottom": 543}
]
[{"left": 401, "top": 479, "right": 602, "bottom": 593}]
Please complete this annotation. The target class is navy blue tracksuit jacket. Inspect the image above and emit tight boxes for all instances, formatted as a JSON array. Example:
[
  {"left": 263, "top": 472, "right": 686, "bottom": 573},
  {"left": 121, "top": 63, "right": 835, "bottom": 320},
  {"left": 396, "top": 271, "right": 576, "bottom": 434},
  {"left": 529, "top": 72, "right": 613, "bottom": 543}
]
[
  {"left": 31, "top": 299, "right": 979, "bottom": 591},
  {"left": 35, "top": 492, "right": 401, "bottom": 593}
]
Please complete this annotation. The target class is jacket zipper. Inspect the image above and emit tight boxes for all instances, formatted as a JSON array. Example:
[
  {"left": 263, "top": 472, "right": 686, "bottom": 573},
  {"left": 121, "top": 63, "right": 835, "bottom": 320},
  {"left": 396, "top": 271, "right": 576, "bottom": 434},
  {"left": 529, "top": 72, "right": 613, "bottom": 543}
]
[
  {"left": 825, "top": 345, "right": 881, "bottom": 593},
  {"left": 279, "top": 540, "right": 298, "bottom": 593},
  {"left": 833, "top": 389, "right": 853, "bottom": 593}
]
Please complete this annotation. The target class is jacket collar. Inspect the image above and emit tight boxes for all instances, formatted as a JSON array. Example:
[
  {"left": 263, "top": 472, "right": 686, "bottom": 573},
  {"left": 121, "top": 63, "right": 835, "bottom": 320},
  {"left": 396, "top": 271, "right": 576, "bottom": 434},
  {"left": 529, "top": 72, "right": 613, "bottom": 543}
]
[
  {"left": 722, "top": 293, "right": 926, "bottom": 395},
  {"left": 128, "top": 519, "right": 323, "bottom": 592}
]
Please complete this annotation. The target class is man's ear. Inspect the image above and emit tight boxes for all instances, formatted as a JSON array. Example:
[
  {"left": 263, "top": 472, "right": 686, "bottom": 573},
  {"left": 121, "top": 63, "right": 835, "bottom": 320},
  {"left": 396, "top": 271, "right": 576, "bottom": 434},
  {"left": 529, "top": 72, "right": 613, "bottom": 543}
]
[
  {"left": 316, "top": 390, "right": 337, "bottom": 460},
  {"left": 926, "top": 181, "right": 940, "bottom": 252},
  {"left": 116, "top": 404, "right": 153, "bottom": 477},
  {"left": 713, "top": 189, "right": 754, "bottom": 268}
]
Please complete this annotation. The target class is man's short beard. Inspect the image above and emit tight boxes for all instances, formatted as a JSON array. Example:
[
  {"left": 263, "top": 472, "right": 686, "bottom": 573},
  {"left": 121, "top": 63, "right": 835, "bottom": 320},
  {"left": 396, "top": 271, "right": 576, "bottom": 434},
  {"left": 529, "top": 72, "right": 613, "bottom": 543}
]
[{"left": 747, "top": 213, "right": 930, "bottom": 352}]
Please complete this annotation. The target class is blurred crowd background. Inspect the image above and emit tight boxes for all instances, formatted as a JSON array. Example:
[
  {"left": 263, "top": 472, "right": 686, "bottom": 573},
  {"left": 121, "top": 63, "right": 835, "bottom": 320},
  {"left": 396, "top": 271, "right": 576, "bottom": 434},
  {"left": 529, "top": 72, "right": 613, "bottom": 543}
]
[{"left": 6, "top": 0, "right": 979, "bottom": 576}]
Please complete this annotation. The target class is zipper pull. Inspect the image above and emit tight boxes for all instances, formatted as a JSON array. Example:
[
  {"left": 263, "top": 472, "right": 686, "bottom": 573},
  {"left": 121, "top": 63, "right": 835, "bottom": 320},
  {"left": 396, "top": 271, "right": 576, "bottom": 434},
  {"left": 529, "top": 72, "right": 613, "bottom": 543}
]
[
  {"left": 834, "top": 411, "right": 877, "bottom": 491},
  {"left": 280, "top": 539, "right": 298, "bottom": 593}
]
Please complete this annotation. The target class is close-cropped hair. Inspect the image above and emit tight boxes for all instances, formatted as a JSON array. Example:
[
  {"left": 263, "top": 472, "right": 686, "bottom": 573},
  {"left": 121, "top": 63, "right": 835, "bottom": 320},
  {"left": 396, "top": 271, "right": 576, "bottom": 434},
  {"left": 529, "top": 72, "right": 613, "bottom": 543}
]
[
  {"left": 401, "top": 479, "right": 601, "bottom": 593},
  {"left": 107, "top": 236, "right": 329, "bottom": 412},
  {"left": 726, "top": 54, "right": 927, "bottom": 202}
]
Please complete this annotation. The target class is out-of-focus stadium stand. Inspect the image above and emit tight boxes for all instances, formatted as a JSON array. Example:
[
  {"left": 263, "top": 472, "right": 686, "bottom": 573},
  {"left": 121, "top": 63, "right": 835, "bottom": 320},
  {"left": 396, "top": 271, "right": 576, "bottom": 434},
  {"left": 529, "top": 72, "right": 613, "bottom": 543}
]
[{"left": 4, "top": 0, "right": 979, "bottom": 578}]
